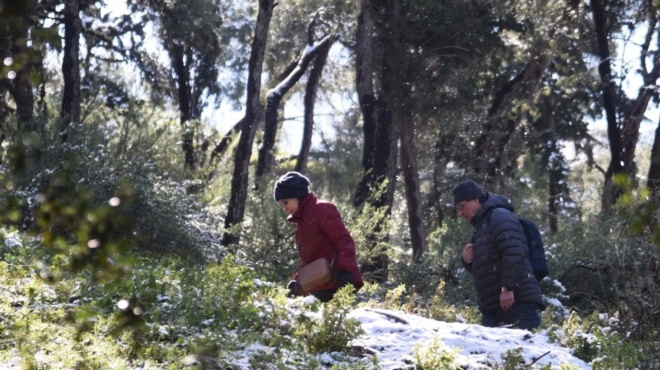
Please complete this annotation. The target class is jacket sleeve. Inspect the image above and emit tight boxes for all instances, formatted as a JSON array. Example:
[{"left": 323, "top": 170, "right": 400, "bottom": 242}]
[
  {"left": 316, "top": 203, "right": 358, "bottom": 272},
  {"left": 462, "top": 236, "right": 475, "bottom": 273},
  {"left": 462, "top": 260, "right": 473, "bottom": 273},
  {"left": 488, "top": 209, "right": 529, "bottom": 291}
]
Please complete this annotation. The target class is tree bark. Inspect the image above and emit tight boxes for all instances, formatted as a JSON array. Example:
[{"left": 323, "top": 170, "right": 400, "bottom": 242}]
[
  {"left": 171, "top": 42, "right": 197, "bottom": 170},
  {"left": 355, "top": 0, "right": 410, "bottom": 282},
  {"left": 648, "top": 118, "right": 660, "bottom": 199},
  {"left": 431, "top": 135, "right": 452, "bottom": 228},
  {"left": 221, "top": 0, "right": 275, "bottom": 247},
  {"left": 386, "top": 0, "right": 427, "bottom": 264},
  {"left": 547, "top": 142, "right": 562, "bottom": 235},
  {"left": 207, "top": 62, "right": 300, "bottom": 168},
  {"left": 354, "top": 0, "right": 377, "bottom": 207},
  {"left": 60, "top": 0, "right": 82, "bottom": 142},
  {"left": 296, "top": 38, "right": 332, "bottom": 173},
  {"left": 8, "top": 69, "right": 35, "bottom": 131},
  {"left": 596, "top": 0, "right": 660, "bottom": 209},
  {"left": 209, "top": 118, "right": 244, "bottom": 165},
  {"left": 400, "top": 104, "right": 428, "bottom": 263},
  {"left": 255, "top": 13, "right": 337, "bottom": 182}
]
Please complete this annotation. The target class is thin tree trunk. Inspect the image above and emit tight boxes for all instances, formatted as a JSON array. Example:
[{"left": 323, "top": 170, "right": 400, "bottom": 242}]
[
  {"left": 209, "top": 118, "right": 244, "bottom": 164},
  {"left": 221, "top": 0, "right": 275, "bottom": 247},
  {"left": 10, "top": 71, "right": 35, "bottom": 131},
  {"left": 171, "top": 43, "right": 197, "bottom": 170},
  {"left": 548, "top": 142, "right": 562, "bottom": 235},
  {"left": 596, "top": 0, "right": 660, "bottom": 209},
  {"left": 432, "top": 135, "right": 452, "bottom": 228},
  {"left": 385, "top": 0, "right": 427, "bottom": 264},
  {"left": 255, "top": 13, "right": 337, "bottom": 182},
  {"left": 354, "top": 0, "right": 391, "bottom": 282},
  {"left": 296, "top": 39, "right": 332, "bottom": 173},
  {"left": 207, "top": 62, "right": 300, "bottom": 168},
  {"left": 60, "top": 0, "right": 82, "bottom": 142},
  {"left": 648, "top": 118, "right": 660, "bottom": 198},
  {"left": 400, "top": 104, "right": 427, "bottom": 263},
  {"left": 357, "top": 0, "right": 405, "bottom": 283},
  {"left": 354, "top": 0, "right": 377, "bottom": 207}
]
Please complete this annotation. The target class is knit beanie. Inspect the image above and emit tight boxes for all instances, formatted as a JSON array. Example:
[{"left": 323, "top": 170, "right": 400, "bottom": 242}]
[
  {"left": 273, "top": 171, "right": 310, "bottom": 202},
  {"left": 452, "top": 180, "right": 486, "bottom": 206}
]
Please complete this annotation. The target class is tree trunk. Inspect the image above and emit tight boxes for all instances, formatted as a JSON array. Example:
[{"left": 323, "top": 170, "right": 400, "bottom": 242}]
[
  {"left": 221, "top": 0, "right": 275, "bottom": 247},
  {"left": 595, "top": 0, "right": 660, "bottom": 209},
  {"left": 354, "top": 0, "right": 389, "bottom": 282},
  {"left": 648, "top": 118, "right": 660, "bottom": 198},
  {"left": 296, "top": 39, "right": 332, "bottom": 173},
  {"left": 355, "top": 0, "right": 407, "bottom": 282},
  {"left": 208, "top": 62, "right": 299, "bottom": 167},
  {"left": 255, "top": 13, "right": 337, "bottom": 182},
  {"left": 9, "top": 70, "right": 35, "bottom": 131},
  {"left": 386, "top": 0, "right": 427, "bottom": 264},
  {"left": 431, "top": 135, "right": 452, "bottom": 229},
  {"left": 400, "top": 104, "right": 428, "bottom": 263},
  {"left": 209, "top": 118, "right": 244, "bottom": 168},
  {"left": 171, "top": 43, "right": 197, "bottom": 170},
  {"left": 60, "top": 0, "right": 82, "bottom": 142},
  {"left": 547, "top": 141, "right": 562, "bottom": 235},
  {"left": 353, "top": 0, "right": 377, "bottom": 207},
  {"left": 2, "top": 1, "right": 43, "bottom": 132}
]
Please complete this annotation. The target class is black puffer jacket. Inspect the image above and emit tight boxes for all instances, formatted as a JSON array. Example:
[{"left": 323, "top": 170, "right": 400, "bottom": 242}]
[{"left": 463, "top": 193, "right": 545, "bottom": 313}]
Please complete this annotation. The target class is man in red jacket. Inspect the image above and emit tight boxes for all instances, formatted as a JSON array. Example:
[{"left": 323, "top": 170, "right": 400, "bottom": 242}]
[{"left": 274, "top": 171, "right": 364, "bottom": 302}]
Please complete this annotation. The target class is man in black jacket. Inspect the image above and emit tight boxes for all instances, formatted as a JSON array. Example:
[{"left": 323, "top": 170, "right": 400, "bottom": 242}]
[{"left": 454, "top": 180, "right": 545, "bottom": 330}]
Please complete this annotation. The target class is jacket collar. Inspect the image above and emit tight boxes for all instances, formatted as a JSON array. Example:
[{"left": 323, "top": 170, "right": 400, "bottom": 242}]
[{"left": 288, "top": 192, "right": 317, "bottom": 223}]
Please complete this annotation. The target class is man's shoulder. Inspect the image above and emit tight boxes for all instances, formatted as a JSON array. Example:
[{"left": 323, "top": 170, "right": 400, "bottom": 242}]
[{"left": 487, "top": 206, "right": 518, "bottom": 224}]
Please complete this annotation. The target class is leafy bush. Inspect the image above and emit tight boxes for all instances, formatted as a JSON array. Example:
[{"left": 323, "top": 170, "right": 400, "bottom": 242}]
[
  {"left": 552, "top": 210, "right": 660, "bottom": 341},
  {"left": 413, "top": 337, "right": 459, "bottom": 369},
  {"left": 231, "top": 187, "right": 300, "bottom": 282},
  {"left": 292, "top": 287, "right": 364, "bottom": 354},
  {"left": 548, "top": 310, "right": 640, "bottom": 369},
  {"left": 2, "top": 110, "right": 224, "bottom": 262}
]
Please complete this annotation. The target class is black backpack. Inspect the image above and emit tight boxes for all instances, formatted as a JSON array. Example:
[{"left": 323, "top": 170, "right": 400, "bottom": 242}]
[
  {"left": 486, "top": 209, "right": 549, "bottom": 281},
  {"left": 517, "top": 217, "right": 549, "bottom": 281}
]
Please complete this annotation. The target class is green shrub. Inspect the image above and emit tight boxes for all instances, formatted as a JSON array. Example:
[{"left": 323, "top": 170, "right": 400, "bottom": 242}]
[
  {"left": 231, "top": 187, "right": 300, "bottom": 282},
  {"left": 548, "top": 310, "right": 640, "bottom": 369},
  {"left": 413, "top": 337, "right": 459, "bottom": 369},
  {"left": 552, "top": 211, "right": 660, "bottom": 341},
  {"left": 292, "top": 287, "right": 364, "bottom": 354}
]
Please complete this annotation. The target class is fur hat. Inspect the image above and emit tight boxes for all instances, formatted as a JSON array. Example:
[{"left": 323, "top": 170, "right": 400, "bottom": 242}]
[
  {"left": 452, "top": 180, "right": 485, "bottom": 206},
  {"left": 273, "top": 171, "right": 310, "bottom": 201}
]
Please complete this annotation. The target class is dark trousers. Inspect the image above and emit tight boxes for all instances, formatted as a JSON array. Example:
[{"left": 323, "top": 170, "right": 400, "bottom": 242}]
[
  {"left": 310, "top": 289, "right": 336, "bottom": 302},
  {"left": 481, "top": 303, "right": 541, "bottom": 331}
]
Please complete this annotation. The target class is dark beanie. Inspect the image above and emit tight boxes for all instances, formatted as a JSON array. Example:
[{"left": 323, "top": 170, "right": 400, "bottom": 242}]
[
  {"left": 273, "top": 171, "right": 310, "bottom": 202},
  {"left": 452, "top": 180, "right": 485, "bottom": 206}
]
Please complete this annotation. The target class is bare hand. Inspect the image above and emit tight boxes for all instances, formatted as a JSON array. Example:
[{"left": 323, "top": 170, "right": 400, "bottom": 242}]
[
  {"left": 462, "top": 244, "right": 474, "bottom": 264},
  {"left": 500, "top": 290, "right": 515, "bottom": 310}
]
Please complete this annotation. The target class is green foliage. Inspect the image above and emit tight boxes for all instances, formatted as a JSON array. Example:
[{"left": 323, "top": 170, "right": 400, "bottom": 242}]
[
  {"left": 548, "top": 311, "right": 641, "bottom": 369},
  {"left": 231, "top": 186, "right": 300, "bottom": 282},
  {"left": 413, "top": 337, "right": 459, "bottom": 370},
  {"left": 487, "top": 347, "right": 555, "bottom": 370},
  {"left": 550, "top": 208, "right": 660, "bottom": 340},
  {"left": 0, "top": 242, "right": 377, "bottom": 368},
  {"left": 292, "top": 287, "right": 364, "bottom": 354},
  {"left": 348, "top": 200, "right": 392, "bottom": 282}
]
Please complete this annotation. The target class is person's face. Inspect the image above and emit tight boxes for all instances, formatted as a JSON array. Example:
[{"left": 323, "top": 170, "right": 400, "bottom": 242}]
[
  {"left": 277, "top": 198, "right": 299, "bottom": 215},
  {"left": 456, "top": 198, "right": 480, "bottom": 222}
]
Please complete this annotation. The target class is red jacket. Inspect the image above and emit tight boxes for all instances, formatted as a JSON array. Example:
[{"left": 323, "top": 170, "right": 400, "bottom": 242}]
[{"left": 289, "top": 193, "right": 364, "bottom": 291}]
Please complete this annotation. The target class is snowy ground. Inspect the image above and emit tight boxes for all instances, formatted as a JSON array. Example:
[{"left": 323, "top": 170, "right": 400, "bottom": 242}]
[
  {"left": 347, "top": 307, "right": 590, "bottom": 369},
  {"left": 0, "top": 304, "right": 591, "bottom": 369}
]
